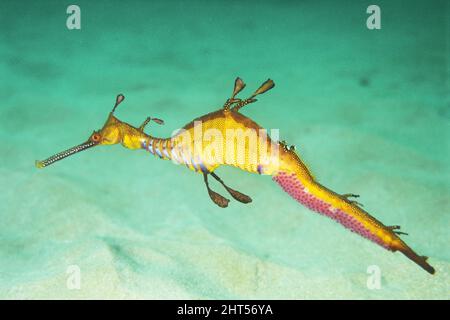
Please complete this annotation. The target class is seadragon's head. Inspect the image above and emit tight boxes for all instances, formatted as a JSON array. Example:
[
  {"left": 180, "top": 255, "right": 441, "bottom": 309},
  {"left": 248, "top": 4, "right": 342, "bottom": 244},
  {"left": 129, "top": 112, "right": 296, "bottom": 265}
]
[{"left": 35, "top": 94, "right": 159, "bottom": 169}]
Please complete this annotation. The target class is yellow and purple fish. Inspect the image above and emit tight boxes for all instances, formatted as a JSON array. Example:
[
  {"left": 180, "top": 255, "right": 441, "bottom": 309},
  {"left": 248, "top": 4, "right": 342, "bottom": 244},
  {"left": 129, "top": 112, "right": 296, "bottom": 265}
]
[{"left": 36, "top": 78, "right": 435, "bottom": 274}]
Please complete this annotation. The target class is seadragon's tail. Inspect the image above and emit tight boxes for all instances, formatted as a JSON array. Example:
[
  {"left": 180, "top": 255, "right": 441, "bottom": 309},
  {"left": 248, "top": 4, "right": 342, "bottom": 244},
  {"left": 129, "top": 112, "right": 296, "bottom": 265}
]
[{"left": 272, "top": 169, "right": 435, "bottom": 274}]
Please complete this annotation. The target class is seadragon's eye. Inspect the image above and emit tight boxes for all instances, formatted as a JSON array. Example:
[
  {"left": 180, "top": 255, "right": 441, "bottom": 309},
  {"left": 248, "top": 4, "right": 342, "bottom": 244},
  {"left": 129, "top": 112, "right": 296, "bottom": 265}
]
[{"left": 91, "top": 132, "right": 101, "bottom": 142}]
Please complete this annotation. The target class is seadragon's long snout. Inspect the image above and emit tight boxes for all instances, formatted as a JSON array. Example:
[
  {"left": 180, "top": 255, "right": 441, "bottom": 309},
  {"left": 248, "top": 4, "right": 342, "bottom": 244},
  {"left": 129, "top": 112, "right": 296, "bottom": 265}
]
[{"left": 35, "top": 141, "right": 98, "bottom": 169}]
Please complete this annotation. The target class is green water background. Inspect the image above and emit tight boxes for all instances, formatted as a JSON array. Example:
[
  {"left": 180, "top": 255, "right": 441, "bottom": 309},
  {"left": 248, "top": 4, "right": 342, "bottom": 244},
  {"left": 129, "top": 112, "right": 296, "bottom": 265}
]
[{"left": 0, "top": 0, "right": 448, "bottom": 298}]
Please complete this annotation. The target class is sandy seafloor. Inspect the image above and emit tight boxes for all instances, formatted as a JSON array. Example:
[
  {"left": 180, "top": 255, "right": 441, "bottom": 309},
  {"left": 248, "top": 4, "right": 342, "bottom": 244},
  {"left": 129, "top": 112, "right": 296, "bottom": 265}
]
[{"left": 0, "top": 0, "right": 449, "bottom": 299}]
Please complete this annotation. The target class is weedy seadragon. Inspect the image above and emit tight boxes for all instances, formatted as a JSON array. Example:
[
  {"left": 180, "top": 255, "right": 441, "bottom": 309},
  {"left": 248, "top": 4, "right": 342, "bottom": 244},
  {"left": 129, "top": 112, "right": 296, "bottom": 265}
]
[{"left": 36, "top": 78, "right": 435, "bottom": 274}]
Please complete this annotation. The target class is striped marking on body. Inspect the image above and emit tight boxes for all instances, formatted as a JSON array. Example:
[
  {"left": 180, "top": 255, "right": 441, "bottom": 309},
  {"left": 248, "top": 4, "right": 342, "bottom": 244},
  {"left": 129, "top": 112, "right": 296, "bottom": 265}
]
[{"left": 141, "top": 138, "right": 209, "bottom": 173}]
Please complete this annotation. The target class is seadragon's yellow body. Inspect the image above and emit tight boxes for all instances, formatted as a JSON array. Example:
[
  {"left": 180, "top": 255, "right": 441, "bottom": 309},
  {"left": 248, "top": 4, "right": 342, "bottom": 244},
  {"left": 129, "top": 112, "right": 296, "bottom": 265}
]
[{"left": 36, "top": 78, "right": 435, "bottom": 274}]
